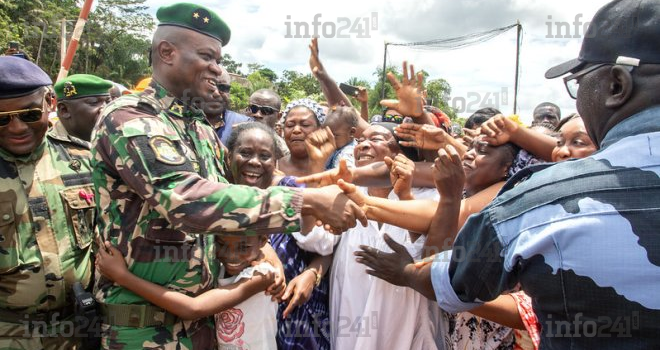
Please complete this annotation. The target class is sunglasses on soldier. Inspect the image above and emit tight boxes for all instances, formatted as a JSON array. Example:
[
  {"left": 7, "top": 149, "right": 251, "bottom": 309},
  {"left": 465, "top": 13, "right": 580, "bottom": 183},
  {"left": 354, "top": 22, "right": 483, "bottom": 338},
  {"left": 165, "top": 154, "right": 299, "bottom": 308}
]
[{"left": 0, "top": 107, "right": 44, "bottom": 127}]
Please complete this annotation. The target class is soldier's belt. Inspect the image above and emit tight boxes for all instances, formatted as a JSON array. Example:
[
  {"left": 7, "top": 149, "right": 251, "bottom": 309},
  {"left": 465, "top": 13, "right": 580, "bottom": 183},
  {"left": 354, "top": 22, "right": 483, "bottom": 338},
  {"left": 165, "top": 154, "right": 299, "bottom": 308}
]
[
  {"left": 0, "top": 306, "right": 73, "bottom": 324},
  {"left": 99, "top": 303, "right": 178, "bottom": 328}
]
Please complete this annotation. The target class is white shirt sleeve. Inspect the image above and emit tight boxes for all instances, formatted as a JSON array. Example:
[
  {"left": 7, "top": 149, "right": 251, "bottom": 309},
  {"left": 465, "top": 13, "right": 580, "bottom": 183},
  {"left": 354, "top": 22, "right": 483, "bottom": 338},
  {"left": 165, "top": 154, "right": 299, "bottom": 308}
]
[{"left": 291, "top": 226, "right": 340, "bottom": 256}]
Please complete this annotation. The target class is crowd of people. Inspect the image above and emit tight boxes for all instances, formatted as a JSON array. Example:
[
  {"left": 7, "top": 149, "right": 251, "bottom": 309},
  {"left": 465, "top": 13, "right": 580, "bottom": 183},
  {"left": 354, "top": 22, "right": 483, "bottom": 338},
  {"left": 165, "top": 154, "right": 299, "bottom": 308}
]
[{"left": 1, "top": 0, "right": 659, "bottom": 349}]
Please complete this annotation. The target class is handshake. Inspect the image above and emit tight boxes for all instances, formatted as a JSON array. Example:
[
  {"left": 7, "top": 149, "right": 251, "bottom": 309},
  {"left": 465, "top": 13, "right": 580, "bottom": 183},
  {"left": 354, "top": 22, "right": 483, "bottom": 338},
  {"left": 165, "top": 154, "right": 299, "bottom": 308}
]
[{"left": 298, "top": 159, "right": 368, "bottom": 234}]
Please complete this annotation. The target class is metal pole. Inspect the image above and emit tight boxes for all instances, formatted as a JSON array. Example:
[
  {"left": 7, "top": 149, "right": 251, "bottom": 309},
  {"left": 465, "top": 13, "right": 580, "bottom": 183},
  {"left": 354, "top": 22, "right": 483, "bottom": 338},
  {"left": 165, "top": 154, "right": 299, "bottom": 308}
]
[
  {"left": 56, "top": 0, "right": 95, "bottom": 82},
  {"left": 380, "top": 42, "right": 388, "bottom": 100},
  {"left": 35, "top": 22, "right": 47, "bottom": 65},
  {"left": 513, "top": 21, "right": 521, "bottom": 115},
  {"left": 60, "top": 18, "right": 67, "bottom": 67}
]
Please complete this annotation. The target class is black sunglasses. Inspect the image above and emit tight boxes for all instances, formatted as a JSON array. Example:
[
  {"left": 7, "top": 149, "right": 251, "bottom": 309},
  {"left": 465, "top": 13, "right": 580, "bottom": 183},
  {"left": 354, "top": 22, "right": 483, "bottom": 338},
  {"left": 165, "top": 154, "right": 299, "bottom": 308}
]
[
  {"left": 249, "top": 104, "right": 278, "bottom": 115},
  {"left": 216, "top": 83, "right": 231, "bottom": 93},
  {"left": 0, "top": 108, "right": 44, "bottom": 127}
]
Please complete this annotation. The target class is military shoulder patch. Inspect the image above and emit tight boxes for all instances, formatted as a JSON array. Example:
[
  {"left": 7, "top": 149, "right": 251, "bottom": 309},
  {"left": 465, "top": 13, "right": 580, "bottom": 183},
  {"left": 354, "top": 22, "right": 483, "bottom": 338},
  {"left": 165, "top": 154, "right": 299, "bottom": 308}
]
[{"left": 149, "top": 136, "right": 186, "bottom": 165}]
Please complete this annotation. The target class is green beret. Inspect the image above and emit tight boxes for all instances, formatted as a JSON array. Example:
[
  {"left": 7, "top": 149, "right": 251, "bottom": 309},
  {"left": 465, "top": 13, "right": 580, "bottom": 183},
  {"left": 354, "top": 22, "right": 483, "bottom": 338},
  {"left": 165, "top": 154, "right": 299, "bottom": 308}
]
[
  {"left": 156, "top": 3, "right": 231, "bottom": 46},
  {"left": 54, "top": 74, "right": 112, "bottom": 100}
]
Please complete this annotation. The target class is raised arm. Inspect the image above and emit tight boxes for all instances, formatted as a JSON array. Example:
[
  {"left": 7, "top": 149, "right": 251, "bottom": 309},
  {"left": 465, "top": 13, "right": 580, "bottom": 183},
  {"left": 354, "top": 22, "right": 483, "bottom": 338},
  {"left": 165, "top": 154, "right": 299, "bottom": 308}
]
[
  {"left": 297, "top": 158, "right": 435, "bottom": 189},
  {"left": 308, "top": 38, "right": 370, "bottom": 136},
  {"left": 337, "top": 178, "right": 502, "bottom": 234},
  {"left": 423, "top": 146, "right": 465, "bottom": 258},
  {"left": 380, "top": 61, "right": 435, "bottom": 126},
  {"left": 480, "top": 114, "right": 557, "bottom": 161}
]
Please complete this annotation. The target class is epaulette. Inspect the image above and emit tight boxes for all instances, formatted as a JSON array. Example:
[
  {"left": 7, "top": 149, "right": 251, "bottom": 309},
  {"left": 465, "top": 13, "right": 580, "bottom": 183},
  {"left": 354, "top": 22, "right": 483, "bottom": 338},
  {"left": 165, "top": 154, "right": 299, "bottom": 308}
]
[{"left": 100, "top": 93, "right": 162, "bottom": 117}]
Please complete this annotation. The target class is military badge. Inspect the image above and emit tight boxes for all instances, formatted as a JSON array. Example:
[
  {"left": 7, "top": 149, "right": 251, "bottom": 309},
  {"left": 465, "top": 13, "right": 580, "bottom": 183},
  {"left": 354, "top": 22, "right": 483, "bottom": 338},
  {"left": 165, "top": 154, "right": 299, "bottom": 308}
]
[
  {"left": 192, "top": 8, "right": 211, "bottom": 28},
  {"left": 149, "top": 136, "right": 186, "bottom": 165},
  {"left": 63, "top": 81, "right": 78, "bottom": 98}
]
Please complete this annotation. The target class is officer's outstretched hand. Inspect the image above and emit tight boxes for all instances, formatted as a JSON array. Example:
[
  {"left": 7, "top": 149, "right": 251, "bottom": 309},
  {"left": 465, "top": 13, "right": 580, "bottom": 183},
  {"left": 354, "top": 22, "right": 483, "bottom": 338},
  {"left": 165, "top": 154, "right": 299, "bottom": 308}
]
[
  {"left": 96, "top": 241, "right": 129, "bottom": 285},
  {"left": 301, "top": 184, "right": 367, "bottom": 234}
]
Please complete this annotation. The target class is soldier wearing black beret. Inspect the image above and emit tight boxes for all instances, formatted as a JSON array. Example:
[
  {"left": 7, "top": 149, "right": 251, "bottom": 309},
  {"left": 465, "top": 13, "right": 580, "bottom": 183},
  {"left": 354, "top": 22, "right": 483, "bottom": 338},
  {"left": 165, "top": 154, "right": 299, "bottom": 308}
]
[{"left": 0, "top": 57, "right": 97, "bottom": 350}]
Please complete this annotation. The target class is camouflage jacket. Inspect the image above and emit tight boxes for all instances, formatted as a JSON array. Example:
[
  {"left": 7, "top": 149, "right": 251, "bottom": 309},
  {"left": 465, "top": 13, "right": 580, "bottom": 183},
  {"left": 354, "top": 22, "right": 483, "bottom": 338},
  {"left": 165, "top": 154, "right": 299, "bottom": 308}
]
[
  {"left": 91, "top": 82, "right": 302, "bottom": 347},
  {"left": 0, "top": 120, "right": 96, "bottom": 318}
]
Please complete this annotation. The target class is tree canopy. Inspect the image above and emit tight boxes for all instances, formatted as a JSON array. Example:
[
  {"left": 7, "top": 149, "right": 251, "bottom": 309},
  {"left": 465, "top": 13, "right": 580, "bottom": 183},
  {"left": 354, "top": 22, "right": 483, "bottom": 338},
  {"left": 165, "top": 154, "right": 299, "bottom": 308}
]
[{"left": 1, "top": 1, "right": 460, "bottom": 122}]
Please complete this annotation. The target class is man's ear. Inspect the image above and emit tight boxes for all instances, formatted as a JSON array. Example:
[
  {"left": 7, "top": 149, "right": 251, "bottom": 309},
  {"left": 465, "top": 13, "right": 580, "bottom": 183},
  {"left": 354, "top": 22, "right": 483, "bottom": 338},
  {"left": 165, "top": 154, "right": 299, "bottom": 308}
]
[
  {"left": 349, "top": 126, "right": 357, "bottom": 137},
  {"left": 157, "top": 40, "right": 177, "bottom": 66},
  {"left": 605, "top": 66, "right": 634, "bottom": 109},
  {"left": 57, "top": 102, "right": 70, "bottom": 120}
]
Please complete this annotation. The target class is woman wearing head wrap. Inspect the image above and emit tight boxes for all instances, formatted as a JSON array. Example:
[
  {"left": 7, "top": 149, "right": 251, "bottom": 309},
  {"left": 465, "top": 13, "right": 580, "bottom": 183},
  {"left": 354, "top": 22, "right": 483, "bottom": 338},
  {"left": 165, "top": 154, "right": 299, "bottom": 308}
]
[{"left": 277, "top": 98, "right": 331, "bottom": 177}]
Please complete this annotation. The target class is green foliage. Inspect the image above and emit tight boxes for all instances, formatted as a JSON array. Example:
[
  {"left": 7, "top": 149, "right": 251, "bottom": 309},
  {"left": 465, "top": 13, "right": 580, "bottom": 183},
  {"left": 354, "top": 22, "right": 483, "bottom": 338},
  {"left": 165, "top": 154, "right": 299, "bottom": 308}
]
[
  {"left": 425, "top": 78, "right": 457, "bottom": 120},
  {"left": 222, "top": 53, "right": 243, "bottom": 75},
  {"left": 275, "top": 70, "right": 321, "bottom": 105},
  {"left": 0, "top": 0, "right": 153, "bottom": 86},
  {"left": 0, "top": 2, "right": 458, "bottom": 120}
]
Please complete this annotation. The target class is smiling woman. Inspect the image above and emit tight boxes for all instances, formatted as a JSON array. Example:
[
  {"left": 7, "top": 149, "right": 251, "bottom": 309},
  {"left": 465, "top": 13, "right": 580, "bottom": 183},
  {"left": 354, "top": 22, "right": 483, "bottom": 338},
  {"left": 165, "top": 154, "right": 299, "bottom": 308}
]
[{"left": 226, "top": 121, "right": 335, "bottom": 350}]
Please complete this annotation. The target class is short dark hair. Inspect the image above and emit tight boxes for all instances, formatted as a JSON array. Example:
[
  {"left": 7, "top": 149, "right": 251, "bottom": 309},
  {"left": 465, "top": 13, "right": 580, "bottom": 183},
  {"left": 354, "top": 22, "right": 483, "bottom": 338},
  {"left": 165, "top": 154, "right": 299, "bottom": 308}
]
[
  {"left": 534, "top": 102, "right": 561, "bottom": 117},
  {"left": 324, "top": 106, "right": 358, "bottom": 128},
  {"left": 464, "top": 107, "right": 501, "bottom": 129},
  {"left": 226, "top": 122, "right": 281, "bottom": 158}
]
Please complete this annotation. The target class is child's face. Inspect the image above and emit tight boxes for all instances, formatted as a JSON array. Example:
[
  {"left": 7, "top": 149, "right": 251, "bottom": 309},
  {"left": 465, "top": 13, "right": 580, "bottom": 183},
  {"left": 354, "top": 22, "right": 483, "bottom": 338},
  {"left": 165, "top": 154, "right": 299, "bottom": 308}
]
[
  {"left": 215, "top": 235, "right": 266, "bottom": 276},
  {"left": 324, "top": 118, "right": 355, "bottom": 149}
]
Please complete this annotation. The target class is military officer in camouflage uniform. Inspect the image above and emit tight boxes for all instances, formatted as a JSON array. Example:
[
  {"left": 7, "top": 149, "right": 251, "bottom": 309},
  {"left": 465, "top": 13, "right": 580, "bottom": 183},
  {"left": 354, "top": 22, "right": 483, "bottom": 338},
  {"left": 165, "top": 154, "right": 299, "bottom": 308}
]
[
  {"left": 0, "top": 57, "right": 100, "bottom": 349},
  {"left": 91, "top": 3, "right": 366, "bottom": 349},
  {"left": 53, "top": 74, "right": 113, "bottom": 146}
]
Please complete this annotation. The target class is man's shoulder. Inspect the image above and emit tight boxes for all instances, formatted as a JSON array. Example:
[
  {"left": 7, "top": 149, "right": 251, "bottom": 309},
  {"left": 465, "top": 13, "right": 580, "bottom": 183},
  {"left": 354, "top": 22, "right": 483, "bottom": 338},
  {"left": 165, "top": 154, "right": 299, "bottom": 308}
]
[
  {"left": 490, "top": 152, "right": 660, "bottom": 224},
  {"left": 225, "top": 110, "right": 253, "bottom": 124}
]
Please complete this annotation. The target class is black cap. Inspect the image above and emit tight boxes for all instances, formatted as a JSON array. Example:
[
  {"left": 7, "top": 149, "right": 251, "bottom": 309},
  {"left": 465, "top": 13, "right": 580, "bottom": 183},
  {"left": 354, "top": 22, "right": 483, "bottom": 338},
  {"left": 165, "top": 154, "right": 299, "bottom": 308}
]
[
  {"left": 0, "top": 56, "right": 52, "bottom": 98},
  {"left": 545, "top": 0, "right": 660, "bottom": 79}
]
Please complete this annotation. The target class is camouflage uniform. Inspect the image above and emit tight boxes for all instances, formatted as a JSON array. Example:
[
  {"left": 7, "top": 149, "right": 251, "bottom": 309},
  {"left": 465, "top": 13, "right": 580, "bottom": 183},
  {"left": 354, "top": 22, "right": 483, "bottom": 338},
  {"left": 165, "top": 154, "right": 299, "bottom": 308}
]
[
  {"left": 92, "top": 82, "right": 303, "bottom": 349},
  {"left": 0, "top": 120, "right": 96, "bottom": 350}
]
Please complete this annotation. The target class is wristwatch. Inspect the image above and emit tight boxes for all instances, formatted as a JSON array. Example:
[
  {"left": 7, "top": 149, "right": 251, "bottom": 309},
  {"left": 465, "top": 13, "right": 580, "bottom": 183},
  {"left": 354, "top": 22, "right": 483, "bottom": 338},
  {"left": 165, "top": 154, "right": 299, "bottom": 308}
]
[{"left": 306, "top": 268, "right": 322, "bottom": 287}]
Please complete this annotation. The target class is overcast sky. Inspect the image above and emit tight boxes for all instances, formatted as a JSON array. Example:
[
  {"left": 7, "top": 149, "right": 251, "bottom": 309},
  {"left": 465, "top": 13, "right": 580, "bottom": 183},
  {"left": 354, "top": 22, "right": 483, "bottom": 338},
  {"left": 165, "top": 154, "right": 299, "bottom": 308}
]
[{"left": 142, "top": 0, "right": 612, "bottom": 123}]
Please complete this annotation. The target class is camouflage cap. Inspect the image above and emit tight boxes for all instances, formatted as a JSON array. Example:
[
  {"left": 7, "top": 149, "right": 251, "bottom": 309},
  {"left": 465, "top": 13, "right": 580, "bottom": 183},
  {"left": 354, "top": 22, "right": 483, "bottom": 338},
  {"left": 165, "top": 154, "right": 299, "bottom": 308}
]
[
  {"left": 54, "top": 74, "right": 113, "bottom": 100},
  {"left": 0, "top": 56, "right": 52, "bottom": 99},
  {"left": 156, "top": 2, "right": 231, "bottom": 46}
]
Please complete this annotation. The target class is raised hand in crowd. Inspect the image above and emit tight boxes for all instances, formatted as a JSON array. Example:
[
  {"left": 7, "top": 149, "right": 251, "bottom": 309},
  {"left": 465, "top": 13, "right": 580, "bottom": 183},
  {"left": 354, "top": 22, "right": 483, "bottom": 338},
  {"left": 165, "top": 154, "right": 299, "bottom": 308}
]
[
  {"left": 480, "top": 114, "right": 558, "bottom": 161},
  {"left": 423, "top": 145, "right": 465, "bottom": 258},
  {"left": 356, "top": 86, "right": 370, "bottom": 122},
  {"left": 308, "top": 37, "right": 326, "bottom": 79},
  {"left": 304, "top": 126, "right": 337, "bottom": 174},
  {"left": 479, "top": 114, "right": 520, "bottom": 146},
  {"left": 380, "top": 61, "right": 425, "bottom": 118},
  {"left": 296, "top": 158, "right": 354, "bottom": 188},
  {"left": 394, "top": 123, "right": 467, "bottom": 157},
  {"left": 385, "top": 154, "right": 415, "bottom": 200},
  {"left": 432, "top": 145, "right": 466, "bottom": 200},
  {"left": 461, "top": 126, "right": 480, "bottom": 147}
]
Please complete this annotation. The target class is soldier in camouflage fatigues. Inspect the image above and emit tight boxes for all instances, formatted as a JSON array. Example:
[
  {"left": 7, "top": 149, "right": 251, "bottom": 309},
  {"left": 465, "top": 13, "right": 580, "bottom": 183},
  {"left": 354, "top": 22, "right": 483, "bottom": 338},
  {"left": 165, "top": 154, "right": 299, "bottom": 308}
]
[
  {"left": 91, "top": 3, "right": 367, "bottom": 349},
  {"left": 0, "top": 58, "right": 100, "bottom": 350},
  {"left": 92, "top": 81, "right": 304, "bottom": 349}
]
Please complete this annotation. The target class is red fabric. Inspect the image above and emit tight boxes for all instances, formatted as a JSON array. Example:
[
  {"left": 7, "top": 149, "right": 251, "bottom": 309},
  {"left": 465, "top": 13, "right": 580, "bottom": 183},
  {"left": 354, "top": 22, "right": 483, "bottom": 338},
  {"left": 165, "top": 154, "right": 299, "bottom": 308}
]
[{"left": 510, "top": 291, "right": 540, "bottom": 350}]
